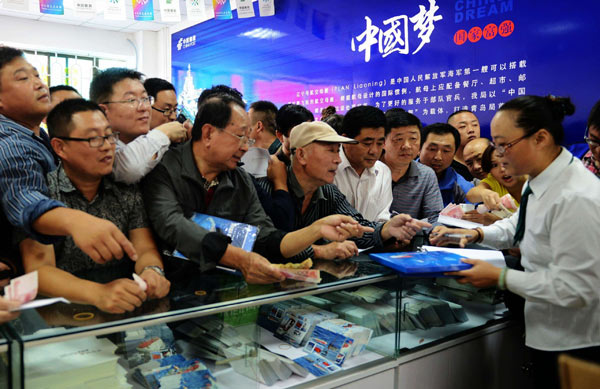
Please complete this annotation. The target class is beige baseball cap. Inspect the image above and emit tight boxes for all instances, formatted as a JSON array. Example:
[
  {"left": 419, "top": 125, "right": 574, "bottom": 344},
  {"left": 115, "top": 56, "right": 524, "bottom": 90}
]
[{"left": 290, "top": 121, "right": 357, "bottom": 150}]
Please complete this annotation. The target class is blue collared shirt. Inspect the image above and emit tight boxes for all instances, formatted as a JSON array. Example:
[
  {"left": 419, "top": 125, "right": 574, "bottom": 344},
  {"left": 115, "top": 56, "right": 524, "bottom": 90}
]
[
  {"left": 0, "top": 114, "right": 64, "bottom": 246},
  {"left": 437, "top": 166, "right": 474, "bottom": 206}
]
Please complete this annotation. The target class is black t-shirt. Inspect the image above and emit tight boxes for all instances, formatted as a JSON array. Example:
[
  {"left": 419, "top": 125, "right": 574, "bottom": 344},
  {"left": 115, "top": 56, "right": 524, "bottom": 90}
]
[{"left": 451, "top": 160, "right": 473, "bottom": 182}]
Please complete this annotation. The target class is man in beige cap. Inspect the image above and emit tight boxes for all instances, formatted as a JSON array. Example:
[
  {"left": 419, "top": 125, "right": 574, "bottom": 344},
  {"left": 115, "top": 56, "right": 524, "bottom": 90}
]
[
  {"left": 262, "top": 121, "right": 431, "bottom": 261},
  {"left": 142, "top": 95, "right": 372, "bottom": 283}
]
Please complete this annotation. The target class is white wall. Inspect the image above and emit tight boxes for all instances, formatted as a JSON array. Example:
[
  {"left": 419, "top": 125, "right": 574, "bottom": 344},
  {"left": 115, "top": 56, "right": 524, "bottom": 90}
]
[
  {"left": 0, "top": 15, "right": 171, "bottom": 79},
  {"left": 135, "top": 28, "right": 171, "bottom": 80},
  {"left": 0, "top": 16, "right": 136, "bottom": 61}
]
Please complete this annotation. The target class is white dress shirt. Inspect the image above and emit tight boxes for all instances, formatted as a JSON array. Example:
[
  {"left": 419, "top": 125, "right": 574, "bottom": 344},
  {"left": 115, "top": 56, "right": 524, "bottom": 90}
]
[
  {"left": 481, "top": 148, "right": 600, "bottom": 351},
  {"left": 333, "top": 149, "right": 393, "bottom": 222},
  {"left": 113, "top": 129, "right": 171, "bottom": 184}
]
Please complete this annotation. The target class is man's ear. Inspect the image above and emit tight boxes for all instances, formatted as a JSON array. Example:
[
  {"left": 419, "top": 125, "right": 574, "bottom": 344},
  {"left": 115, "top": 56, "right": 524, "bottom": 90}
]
[
  {"left": 98, "top": 103, "right": 108, "bottom": 115},
  {"left": 202, "top": 123, "right": 215, "bottom": 143},
  {"left": 295, "top": 146, "right": 308, "bottom": 166},
  {"left": 50, "top": 138, "right": 67, "bottom": 160},
  {"left": 256, "top": 120, "right": 264, "bottom": 134}
]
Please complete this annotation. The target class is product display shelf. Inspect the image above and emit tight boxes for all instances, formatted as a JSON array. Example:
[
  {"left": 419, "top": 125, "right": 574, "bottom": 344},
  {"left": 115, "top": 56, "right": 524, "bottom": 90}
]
[
  {"left": 6, "top": 256, "right": 403, "bottom": 388},
  {"left": 3, "top": 252, "right": 507, "bottom": 388},
  {"left": 0, "top": 333, "right": 9, "bottom": 389}
]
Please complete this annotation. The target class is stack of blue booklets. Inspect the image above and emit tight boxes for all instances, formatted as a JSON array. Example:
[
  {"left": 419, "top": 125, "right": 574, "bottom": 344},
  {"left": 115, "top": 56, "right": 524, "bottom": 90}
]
[
  {"left": 171, "top": 213, "right": 259, "bottom": 260},
  {"left": 368, "top": 251, "right": 471, "bottom": 276}
]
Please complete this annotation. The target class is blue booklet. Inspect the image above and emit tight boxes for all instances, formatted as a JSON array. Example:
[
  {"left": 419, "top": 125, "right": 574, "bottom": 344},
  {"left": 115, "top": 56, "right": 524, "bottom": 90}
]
[
  {"left": 172, "top": 213, "right": 259, "bottom": 260},
  {"left": 368, "top": 251, "right": 471, "bottom": 276}
]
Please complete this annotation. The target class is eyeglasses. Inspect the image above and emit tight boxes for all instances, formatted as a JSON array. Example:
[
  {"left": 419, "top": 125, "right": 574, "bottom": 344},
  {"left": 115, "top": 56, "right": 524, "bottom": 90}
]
[
  {"left": 220, "top": 129, "right": 255, "bottom": 147},
  {"left": 492, "top": 132, "right": 535, "bottom": 155},
  {"left": 152, "top": 105, "right": 181, "bottom": 117},
  {"left": 584, "top": 128, "right": 600, "bottom": 148},
  {"left": 585, "top": 137, "right": 600, "bottom": 148},
  {"left": 102, "top": 96, "right": 154, "bottom": 109},
  {"left": 56, "top": 132, "right": 120, "bottom": 148}
]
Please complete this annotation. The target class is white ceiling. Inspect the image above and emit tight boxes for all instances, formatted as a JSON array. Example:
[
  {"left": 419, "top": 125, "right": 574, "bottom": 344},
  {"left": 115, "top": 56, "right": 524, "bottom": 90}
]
[{"left": 0, "top": 0, "right": 216, "bottom": 32}]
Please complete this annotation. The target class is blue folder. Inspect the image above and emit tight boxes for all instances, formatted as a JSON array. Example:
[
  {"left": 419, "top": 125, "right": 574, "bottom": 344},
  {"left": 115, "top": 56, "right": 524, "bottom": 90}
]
[
  {"left": 369, "top": 251, "right": 472, "bottom": 276},
  {"left": 171, "top": 213, "right": 258, "bottom": 262}
]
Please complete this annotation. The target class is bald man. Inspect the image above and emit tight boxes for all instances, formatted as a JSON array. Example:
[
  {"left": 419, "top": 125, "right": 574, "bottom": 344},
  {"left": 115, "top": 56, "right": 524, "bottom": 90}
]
[
  {"left": 463, "top": 138, "right": 491, "bottom": 185},
  {"left": 448, "top": 110, "right": 480, "bottom": 181}
]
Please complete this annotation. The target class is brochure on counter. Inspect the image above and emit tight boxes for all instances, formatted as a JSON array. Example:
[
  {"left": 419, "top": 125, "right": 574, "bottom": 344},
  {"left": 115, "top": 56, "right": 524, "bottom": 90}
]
[
  {"left": 369, "top": 250, "right": 472, "bottom": 276},
  {"left": 171, "top": 213, "right": 259, "bottom": 260}
]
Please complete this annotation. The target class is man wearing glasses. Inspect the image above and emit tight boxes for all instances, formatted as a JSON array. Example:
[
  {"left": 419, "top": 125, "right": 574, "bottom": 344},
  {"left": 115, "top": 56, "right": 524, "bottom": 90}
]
[
  {"left": 333, "top": 105, "right": 393, "bottom": 223},
  {"left": 582, "top": 100, "right": 600, "bottom": 178},
  {"left": 90, "top": 68, "right": 188, "bottom": 184},
  {"left": 0, "top": 47, "right": 137, "bottom": 291},
  {"left": 144, "top": 78, "right": 191, "bottom": 134},
  {"left": 142, "top": 94, "right": 373, "bottom": 284},
  {"left": 18, "top": 99, "right": 170, "bottom": 313}
]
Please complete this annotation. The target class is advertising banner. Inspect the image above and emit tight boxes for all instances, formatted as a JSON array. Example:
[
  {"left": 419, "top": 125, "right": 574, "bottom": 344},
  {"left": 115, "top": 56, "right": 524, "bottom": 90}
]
[
  {"left": 172, "top": 0, "right": 600, "bottom": 144},
  {"left": 159, "top": 0, "right": 181, "bottom": 22},
  {"left": 213, "top": 0, "right": 232, "bottom": 20},
  {"left": 39, "top": 0, "right": 64, "bottom": 15},
  {"left": 132, "top": 0, "right": 154, "bottom": 21}
]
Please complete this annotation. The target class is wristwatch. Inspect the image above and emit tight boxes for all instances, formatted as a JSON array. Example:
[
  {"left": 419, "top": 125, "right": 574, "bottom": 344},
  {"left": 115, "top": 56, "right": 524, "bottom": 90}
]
[{"left": 142, "top": 265, "right": 165, "bottom": 278}]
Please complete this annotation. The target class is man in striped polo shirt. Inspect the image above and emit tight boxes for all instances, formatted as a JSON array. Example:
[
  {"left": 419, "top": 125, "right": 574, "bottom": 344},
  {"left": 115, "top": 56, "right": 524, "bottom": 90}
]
[
  {"left": 0, "top": 46, "right": 137, "bottom": 282},
  {"left": 280, "top": 121, "right": 431, "bottom": 260},
  {"left": 382, "top": 109, "right": 443, "bottom": 223}
]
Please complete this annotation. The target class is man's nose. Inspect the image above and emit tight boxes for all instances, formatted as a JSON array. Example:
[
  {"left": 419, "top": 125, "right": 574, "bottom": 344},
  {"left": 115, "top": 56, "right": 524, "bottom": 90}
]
[
  {"left": 370, "top": 144, "right": 383, "bottom": 155},
  {"left": 35, "top": 78, "right": 47, "bottom": 91}
]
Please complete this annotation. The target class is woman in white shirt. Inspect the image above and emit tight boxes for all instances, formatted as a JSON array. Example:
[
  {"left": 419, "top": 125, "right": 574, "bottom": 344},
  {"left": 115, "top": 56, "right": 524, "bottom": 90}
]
[{"left": 430, "top": 95, "right": 600, "bottom": 389}]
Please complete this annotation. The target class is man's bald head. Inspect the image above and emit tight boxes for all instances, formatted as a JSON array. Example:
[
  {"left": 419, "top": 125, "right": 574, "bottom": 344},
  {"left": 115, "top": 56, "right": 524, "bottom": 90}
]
[{"left": 463, "top": 137, "right": 491, "bottom": 180}]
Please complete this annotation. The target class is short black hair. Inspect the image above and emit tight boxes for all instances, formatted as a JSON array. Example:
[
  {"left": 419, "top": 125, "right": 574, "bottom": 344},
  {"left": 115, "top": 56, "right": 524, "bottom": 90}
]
[
  {"left": 49, "top": 85, "right": 80, "bottom": 96},
  {"left": 0, "top": 46, "right": 24, "bottom": 89},
  {"left": 322, "top": 114, "right": 344, "bottom": 135},
  {"left": 192, "top": 94, "right": 246, "bottom": 141},
  {"left": 342, "top": 105, "right": 386, "bottom": 139},
  {"left": 47, "top": 99, "right": 105, "bottom": 138},
  {"left": 481, "top": 144, "right": 496, "bottom": 173},
  {"left": 321, "top": 105, "right": 336, "bottom": 119},
  {"left": 421, "top": 122, "right": 461, "bottom": 152},
  {"left": 276, "top": 104, "right": 314, "bottom": 137},
  {"left": 499, "top": 95, "right": 575, "bottom": 145},
  {"left": 587, "top": 99, "right": 600, "bottom": 132},
  {"left": 447, "top": 109, "right": 475, "bottom": 122},
  {"left": 249, "top": 100, "right": 278, "bottom": 135},
  {"left": 144, "top": 78, "right": 176, "bottom": 99},
  {"left": 385, "top": 109, "right": 422, "bottom": 136},
  {"left": 197, "top": 84, "right": 243, "bottom": 108},
  {"left": 89, "top": 67, "right": 144, "bottom": 103}
]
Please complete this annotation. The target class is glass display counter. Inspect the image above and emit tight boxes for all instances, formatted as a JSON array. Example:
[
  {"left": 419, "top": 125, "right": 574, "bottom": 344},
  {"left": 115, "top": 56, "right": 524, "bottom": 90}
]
[
  {"left": 0, "top": 331, "right": 9, "bottom": 389},
  {"left": 3, "top": 254, "right": 506, "bottom": 388}
]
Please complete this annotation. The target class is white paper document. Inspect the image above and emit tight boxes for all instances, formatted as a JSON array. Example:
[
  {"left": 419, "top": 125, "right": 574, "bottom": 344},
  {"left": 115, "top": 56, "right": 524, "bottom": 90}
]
[
  {"left": 421, "top": 246, "right": 505, "bottom": 267},
  {"left": 10, "top": 297, "right": 70, "bottom": 312},
  {"left": 437, "top": 214, "right": 484, "bottom": 229},
  {"left": 259, "top": 327, "right": 309, "bottom": 360}
]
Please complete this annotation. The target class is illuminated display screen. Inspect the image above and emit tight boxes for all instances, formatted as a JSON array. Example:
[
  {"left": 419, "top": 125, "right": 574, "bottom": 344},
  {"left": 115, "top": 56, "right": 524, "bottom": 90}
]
[{"left": 172, "top": 0, "right": 600, "bottom": 144}]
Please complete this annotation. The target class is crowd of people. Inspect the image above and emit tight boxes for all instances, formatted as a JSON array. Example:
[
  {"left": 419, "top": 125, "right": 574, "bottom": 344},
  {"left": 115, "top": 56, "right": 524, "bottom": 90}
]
[{"left": 0, "top": 45, "right": 599, "bottom": 388}]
